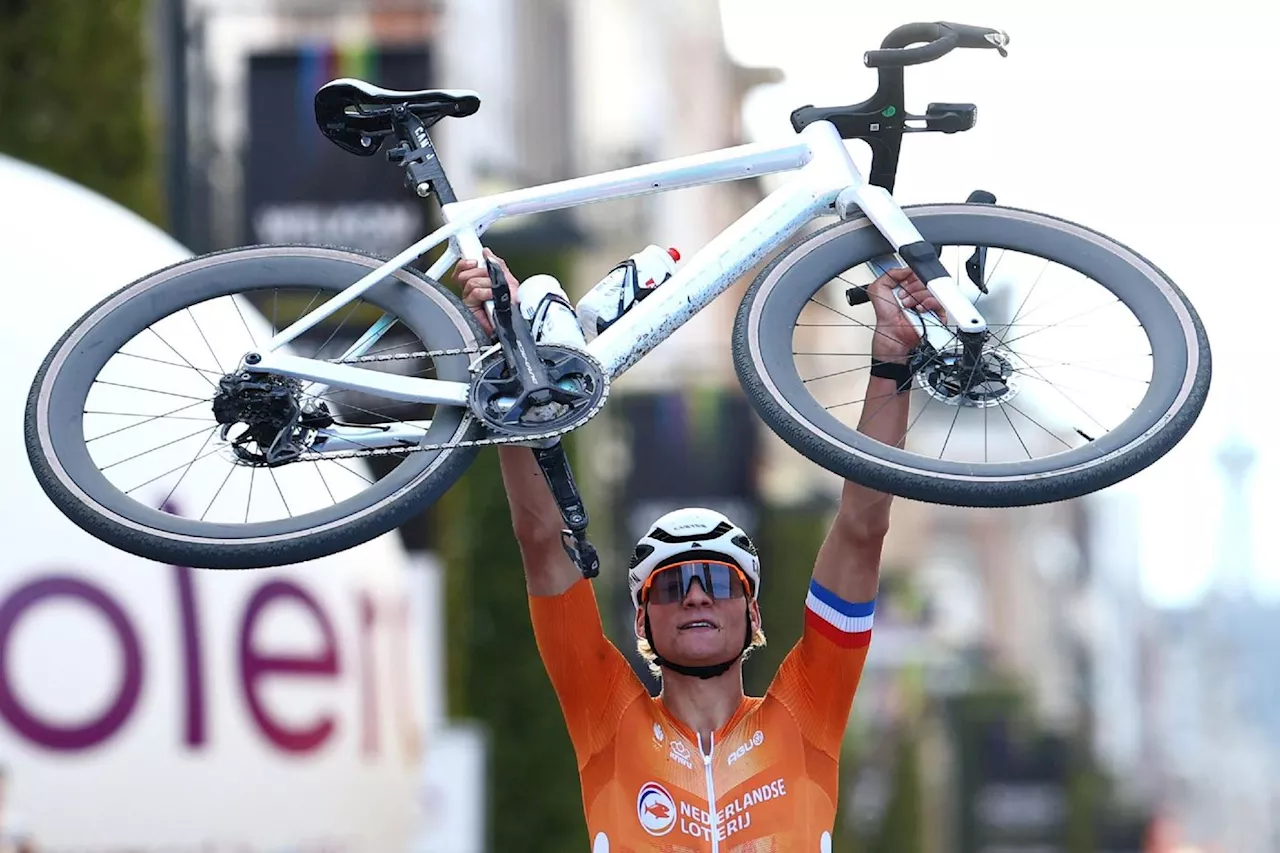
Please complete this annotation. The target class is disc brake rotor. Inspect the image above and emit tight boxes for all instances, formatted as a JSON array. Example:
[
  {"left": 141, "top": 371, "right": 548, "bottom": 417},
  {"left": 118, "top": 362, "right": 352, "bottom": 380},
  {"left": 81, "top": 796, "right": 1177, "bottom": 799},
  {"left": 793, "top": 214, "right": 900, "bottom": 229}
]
[{"left": 917, "top": 347, "right": 1020, "bottom": 408}]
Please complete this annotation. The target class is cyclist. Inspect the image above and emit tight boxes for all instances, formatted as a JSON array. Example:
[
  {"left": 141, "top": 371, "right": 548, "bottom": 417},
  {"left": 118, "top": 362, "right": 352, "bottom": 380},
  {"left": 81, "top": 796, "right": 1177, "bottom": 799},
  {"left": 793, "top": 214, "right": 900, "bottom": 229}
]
[{"left": 456, "top": 250, "right": 940, "bottom": 851}]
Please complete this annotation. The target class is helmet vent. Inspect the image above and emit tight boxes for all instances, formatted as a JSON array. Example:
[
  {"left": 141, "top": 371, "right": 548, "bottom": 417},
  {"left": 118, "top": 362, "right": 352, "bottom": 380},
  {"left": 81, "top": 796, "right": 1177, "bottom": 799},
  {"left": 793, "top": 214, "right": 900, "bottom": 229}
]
[
  {"left": 649, "top": 520, "right": 734, "bottom": 544},
  {"left": 731, "top": 534, "right": 758, "bottom": 556},
  {"left": 629, "top": 543, "right": 655, "bottom": 570}
]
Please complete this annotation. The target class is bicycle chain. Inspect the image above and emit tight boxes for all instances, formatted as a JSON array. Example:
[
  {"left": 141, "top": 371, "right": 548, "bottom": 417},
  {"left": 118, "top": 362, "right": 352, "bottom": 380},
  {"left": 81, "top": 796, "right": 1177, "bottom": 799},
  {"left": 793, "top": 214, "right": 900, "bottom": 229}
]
[{"left": 294, "top": 346, "right": 607, "bottom": 460}]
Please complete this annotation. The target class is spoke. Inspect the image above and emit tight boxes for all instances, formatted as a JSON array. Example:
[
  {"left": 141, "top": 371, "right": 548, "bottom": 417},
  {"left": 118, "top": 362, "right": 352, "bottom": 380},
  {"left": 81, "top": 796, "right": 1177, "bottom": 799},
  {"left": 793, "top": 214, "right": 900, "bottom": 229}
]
[
  {"left": 823, "top": 388, "right": 900, "bottom": 411},
  {"left": 352, "top": 337, "right": 427, "bottom": 359},
  {"left": 146, "top": 327, "right": 218, "bottom": 389},
  {"left": 187, "top": 307, "right": 226, "bottom": 373},
  {"left": 314, "top": 299, "right": 364, "bottom": 360},
  {"left": 245, "top": 466, "right": 256, "bottom": 523},
  {"left": 94, "top": 380, "right": 211, "bottom": 402},
  {"left": 1002, "top": 400, "right": 1075, "bottom": 449},
  {"left": 1010, "top": 267, "right": 1094, "bottom": 325},
  {"left": 1012, "top": 358, "right": 1115, "bottom": 433},
  {"left": 201, "top": 457, "right": 238, "bottom": 521},
  {"left": 1013, "top": 358, "right": 1153, "bottom": 384},
  {"left": 984, "top": 397, "right": 989, "bottom": 463},
  {"left": 999, "top": 298, "right": 1123, "bottom": 349},
  {"left": 126, "top": 442, "right": 229, "bottom": 495},
  {"left": 1004, "top": 256, "right": 1053, "bottom": 331},
  {"left": 809, "top": 295, "right": 876, "bottom": 329},
  {"left": 999, "top": 402, "right": 1032, "bottom": 460},
  {"left": 100, "top": 425, "right": 218, "bottom": 471},
  {"left": 159, "top": 427, "right": 217, "bottom": 512},
  {"left": 116, "top": 351, "right": 221, "bottom": 376},
  {"left": 981, "top": 247, "right": 1009, "bottom": 298},
  {"left": 311, "top": 425, "right": 418, "bottom": 459},
  {"left": 835, "top": 273, "right": 942, "bottom": 346},
  {"left": 313, "top": 462, "right": 338, "bottom": 505},
  {"left": 903, "top": 381, "right": 938, "bottom": 444},
  {"left": 268, "top": 468, "right": 293, "bottom": 518},
  {"left": 1012, "top": 352, "right": 1153, "bottom": 365},
  {"left": 230, "top": 295, "right": 258, "bottom": 349},
  {"left": 329, "top": 458, "right": 375, "bottom": 484},
  {"left": 939, "top": 363, "right": 982, "bottom": 458},
  {"left": 860, "top": 325, "right": 960, "bottom": 427},
  {"left": 988, "top": 322, "right": 1143, "bottom": 329},
  {"left": 302, "top": 392, "right": 433, "bottom": 431},
  {"left": 86, "top": 411, "right": 215, "bottom": 423},
  {"left": 803, "top": 364, "right": 873, "bottom": 384},
  {"left": 85, "top": 398, "right": 216, "bottom": 442}
]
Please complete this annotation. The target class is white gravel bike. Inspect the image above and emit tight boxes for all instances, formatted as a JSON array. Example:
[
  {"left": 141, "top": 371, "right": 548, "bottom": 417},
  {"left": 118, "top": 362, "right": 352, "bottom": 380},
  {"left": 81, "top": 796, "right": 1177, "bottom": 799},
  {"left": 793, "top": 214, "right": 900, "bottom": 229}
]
[{"left": 25, "top": 22, "right": 1211, "bottom": 570}]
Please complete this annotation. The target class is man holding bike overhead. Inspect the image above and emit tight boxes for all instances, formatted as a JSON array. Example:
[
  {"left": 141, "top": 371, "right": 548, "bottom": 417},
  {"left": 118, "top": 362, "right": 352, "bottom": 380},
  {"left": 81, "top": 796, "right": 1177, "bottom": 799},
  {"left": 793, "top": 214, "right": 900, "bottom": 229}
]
[{"left": 456, "top": 250, "right": 941, "bottom": 851}]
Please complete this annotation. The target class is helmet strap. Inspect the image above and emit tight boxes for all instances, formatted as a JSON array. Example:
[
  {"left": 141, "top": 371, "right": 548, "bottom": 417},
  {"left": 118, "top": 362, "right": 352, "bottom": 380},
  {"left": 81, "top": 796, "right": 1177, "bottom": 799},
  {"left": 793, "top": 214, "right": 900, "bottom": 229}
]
[{"left": 643, "top": 601, "right": 753, "bottom": 681}]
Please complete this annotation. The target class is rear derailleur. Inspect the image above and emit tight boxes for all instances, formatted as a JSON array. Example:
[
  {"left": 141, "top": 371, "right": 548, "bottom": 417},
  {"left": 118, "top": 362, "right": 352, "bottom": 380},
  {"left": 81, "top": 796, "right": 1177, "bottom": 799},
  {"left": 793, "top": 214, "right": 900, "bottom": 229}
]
[
  {"left": 467, "top": 257, "right": 605, "bottom": 579},
  {"left": 211, "top": 372, "right": 334, "bottom": 466}
]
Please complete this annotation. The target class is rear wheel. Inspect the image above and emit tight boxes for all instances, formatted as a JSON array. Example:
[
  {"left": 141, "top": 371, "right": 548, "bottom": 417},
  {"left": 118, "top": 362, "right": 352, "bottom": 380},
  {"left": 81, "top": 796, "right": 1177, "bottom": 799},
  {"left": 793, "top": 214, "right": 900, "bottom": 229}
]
[
  {"left": 25, "top": 245, "right": 486, "bottom": 568},
  {"left": 733, "top": 204, "right": 1211, "bottom": 507}
]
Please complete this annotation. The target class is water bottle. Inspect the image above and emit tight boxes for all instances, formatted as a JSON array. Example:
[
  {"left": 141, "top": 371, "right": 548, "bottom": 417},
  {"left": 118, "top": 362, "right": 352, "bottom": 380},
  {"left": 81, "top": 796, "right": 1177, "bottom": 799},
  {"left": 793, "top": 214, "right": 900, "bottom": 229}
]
[
  {"left": 576, "top": 245, "right": 681, "bottom": 341},
  {"left": 517, "top": 274, "right": 589, "bottom": 351}
]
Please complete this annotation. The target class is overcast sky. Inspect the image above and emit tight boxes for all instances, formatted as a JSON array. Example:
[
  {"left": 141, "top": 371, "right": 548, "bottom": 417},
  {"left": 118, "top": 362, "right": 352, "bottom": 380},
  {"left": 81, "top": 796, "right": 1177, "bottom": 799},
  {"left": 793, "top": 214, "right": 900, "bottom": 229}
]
[{"left": 719, "top": 0, "right": 1278, "bottom": 608}]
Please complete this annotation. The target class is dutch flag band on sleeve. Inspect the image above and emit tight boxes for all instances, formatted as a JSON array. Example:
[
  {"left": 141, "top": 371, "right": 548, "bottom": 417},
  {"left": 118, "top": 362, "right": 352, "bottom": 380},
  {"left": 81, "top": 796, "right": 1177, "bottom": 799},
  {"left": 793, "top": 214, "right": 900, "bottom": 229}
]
[{"left": 804, "top": 579, "right": 874, "bottom": 648}]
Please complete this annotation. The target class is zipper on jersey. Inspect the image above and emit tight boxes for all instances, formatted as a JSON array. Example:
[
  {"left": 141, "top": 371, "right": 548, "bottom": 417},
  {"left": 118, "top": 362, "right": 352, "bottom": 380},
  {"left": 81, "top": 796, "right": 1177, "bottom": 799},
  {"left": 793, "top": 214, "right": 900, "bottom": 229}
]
[{"left": 698, "top": 732, "right": 719, "bottom": 853}]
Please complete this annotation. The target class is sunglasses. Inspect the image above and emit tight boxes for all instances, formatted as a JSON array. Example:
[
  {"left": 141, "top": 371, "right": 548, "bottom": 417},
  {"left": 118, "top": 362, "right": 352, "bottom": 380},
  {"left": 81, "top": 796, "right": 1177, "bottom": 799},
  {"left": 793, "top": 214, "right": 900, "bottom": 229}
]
[{"left": 641, "top": 560, "right": 750, "bottom": 606}]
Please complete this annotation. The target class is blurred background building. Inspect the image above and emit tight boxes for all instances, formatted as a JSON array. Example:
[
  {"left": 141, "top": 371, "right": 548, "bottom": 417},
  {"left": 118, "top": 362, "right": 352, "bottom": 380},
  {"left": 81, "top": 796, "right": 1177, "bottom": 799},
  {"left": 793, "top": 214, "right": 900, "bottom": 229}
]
[{"left": 0, "top": 1, "right": 1269, "bottom": 852}]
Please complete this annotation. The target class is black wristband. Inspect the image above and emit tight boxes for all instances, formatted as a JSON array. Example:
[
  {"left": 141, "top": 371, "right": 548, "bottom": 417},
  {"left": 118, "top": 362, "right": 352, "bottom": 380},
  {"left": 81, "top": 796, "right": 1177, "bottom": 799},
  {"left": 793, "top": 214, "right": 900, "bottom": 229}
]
[{"left": 870, "top": 358, "right": 913, "bottom": 394}]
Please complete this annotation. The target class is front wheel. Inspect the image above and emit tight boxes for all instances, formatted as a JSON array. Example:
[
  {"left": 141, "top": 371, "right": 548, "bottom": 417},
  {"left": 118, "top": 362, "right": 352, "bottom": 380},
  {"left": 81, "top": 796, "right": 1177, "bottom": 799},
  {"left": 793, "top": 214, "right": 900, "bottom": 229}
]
[
  {"left": 733, "top": 204, "right": 1211, "bottom": 507},
  {"left": 25, "top": 244, "right": 487, "bottom": 568}
]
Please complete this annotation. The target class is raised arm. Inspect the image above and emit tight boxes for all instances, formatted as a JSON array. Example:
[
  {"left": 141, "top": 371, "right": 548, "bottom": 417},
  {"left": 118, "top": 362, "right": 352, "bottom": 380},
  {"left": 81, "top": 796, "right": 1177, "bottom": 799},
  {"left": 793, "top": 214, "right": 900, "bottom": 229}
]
[
  {"left": 454, "top": 250, "right": 582, "bottom": 596},
  {"left": 811, "top": 266, "right": 942, "bottom": 602},
  {"left": 497, "top": 445, "right": 582, "bottom": 595}
]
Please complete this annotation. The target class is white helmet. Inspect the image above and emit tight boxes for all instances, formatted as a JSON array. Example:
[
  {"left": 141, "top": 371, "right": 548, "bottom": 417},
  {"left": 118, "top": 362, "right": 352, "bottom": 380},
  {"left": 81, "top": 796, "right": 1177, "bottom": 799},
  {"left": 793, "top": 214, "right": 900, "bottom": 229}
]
[{"left": 627, "top": 507, "right": 760, "bottom": 609}]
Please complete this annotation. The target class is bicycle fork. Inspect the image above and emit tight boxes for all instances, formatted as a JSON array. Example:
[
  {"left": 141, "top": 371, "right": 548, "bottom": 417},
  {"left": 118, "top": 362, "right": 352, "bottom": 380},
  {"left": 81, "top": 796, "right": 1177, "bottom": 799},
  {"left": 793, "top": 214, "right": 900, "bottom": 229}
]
[{"left": 849, "top": 189, "right": 999, "bottom": 385}]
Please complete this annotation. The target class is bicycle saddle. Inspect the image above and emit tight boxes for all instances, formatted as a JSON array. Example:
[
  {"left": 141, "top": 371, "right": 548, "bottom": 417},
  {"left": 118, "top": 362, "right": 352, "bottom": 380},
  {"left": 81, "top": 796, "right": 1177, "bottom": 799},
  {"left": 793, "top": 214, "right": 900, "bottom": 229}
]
[{"left": 314, "top": 78, "right": 481, "bottom": 156}]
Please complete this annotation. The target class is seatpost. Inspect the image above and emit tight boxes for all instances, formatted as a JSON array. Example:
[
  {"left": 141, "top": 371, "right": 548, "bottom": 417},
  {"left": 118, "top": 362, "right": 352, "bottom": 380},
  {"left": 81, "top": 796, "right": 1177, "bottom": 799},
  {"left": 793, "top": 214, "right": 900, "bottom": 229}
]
[{"left": 388, "top": 106, "right": 457, "bottom": 205}]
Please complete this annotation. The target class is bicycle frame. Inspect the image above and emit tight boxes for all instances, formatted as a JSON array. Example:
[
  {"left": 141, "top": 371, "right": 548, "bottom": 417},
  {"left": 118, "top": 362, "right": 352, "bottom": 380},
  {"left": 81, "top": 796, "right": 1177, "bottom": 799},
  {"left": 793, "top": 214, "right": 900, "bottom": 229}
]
[{"left": 250, "top": 119, "right": 988, "bottom": 453}]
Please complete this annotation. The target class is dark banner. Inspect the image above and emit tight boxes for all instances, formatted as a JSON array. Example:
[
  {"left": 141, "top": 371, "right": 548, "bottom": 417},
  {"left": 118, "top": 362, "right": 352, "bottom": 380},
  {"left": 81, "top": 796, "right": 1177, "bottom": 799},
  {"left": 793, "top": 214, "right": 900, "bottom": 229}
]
[
  {"left": 617, "top": 387, "right": 762, "bottom": 544},
  {"left": 955, "top": 709, "right": 1070, "bottom": 853},
  {"left": 244, "top": 44, "right": 432, "bottom": 257}
]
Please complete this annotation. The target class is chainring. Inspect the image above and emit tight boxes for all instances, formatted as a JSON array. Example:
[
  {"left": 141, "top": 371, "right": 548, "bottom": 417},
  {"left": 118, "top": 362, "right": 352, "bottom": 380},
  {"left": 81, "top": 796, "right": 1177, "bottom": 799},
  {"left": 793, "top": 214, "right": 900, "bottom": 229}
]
[
  {"left": 469, "top": 344, "right": 609, "bottom": 437},
  {"left": 282, "top": 343, "right": 610, "bottom": 462}
]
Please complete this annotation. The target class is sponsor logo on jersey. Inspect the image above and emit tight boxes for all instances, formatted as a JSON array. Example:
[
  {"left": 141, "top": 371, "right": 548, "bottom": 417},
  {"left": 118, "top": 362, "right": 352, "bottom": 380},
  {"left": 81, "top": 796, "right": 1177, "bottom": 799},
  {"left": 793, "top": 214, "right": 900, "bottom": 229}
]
[
  {"left": 726, "top": 729, "right": 765, "bottom": 766},
  {"left": 669, "top": 738, "right": 693, "bottom": 769},
  {"left": 637, "top": 782, "right": 677, "bottom": 836},
  {"left": 653, "top": 722, "right": 665, "bottom": 744}
]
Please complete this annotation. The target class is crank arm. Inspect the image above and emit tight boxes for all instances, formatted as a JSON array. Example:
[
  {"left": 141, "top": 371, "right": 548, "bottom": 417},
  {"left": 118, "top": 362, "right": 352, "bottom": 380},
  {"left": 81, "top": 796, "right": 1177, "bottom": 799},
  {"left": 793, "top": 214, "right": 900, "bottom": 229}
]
[
  {"left": 488, "top": 259, "right": 554, "bottom": 402},
  {"left": 531, "top": 440, "right": 600, "bottom": 578}
]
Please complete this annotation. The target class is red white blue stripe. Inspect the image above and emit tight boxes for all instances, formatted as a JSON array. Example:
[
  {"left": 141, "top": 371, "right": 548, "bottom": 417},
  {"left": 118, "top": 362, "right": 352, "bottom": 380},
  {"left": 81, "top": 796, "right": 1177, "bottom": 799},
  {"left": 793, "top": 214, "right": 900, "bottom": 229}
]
[{"left": 804, "top": 579, "right": 874, "bottom": 648}]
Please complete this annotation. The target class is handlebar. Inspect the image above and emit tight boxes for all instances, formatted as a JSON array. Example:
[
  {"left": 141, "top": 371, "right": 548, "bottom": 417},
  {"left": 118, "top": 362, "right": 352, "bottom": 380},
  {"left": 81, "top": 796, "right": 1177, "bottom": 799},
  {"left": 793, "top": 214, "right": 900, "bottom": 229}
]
[{"left": 864, "top": 21, "right": 1009, "bottom": 68}]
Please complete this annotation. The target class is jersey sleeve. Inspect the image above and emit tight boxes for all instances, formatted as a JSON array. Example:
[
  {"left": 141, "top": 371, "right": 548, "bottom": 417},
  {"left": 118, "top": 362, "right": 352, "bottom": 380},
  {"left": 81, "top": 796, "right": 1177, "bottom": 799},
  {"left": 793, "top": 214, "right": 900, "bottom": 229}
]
[
  {"left": 766, "top": 578, "right": 874, "bottom": 759},
  {"left": 528, "top": 577, "right": 647, "bottom": 764}
]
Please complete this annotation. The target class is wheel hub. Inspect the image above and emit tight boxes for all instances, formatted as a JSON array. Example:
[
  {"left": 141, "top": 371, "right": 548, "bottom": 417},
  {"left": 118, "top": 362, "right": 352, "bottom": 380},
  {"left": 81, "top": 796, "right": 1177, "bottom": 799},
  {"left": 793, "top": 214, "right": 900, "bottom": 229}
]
[
  {"left": 918, "top": 347, "right": 1020, "bottom": 408},
  {"left": 469, "top": 345, "right": 607, "bottom": 437}
]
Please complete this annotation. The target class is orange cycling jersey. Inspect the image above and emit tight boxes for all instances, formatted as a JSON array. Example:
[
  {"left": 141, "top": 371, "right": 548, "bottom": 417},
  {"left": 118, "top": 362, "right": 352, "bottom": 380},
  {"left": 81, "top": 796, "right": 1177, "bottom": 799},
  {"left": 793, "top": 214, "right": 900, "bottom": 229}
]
[{"left": 529, "top": 576, "right": 874, "bottom": 852}]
